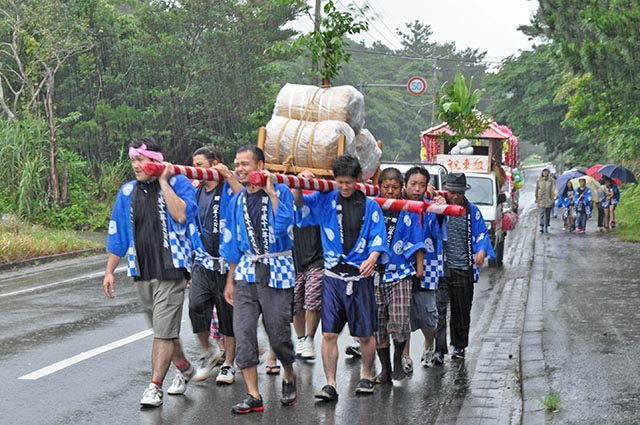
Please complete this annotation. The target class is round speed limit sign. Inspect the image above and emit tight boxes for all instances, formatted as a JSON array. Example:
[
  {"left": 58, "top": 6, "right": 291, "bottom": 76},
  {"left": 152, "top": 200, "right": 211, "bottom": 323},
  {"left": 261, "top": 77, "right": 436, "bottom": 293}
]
[{"left": 407, "top": 76, "right": 427, "bottom": 96}]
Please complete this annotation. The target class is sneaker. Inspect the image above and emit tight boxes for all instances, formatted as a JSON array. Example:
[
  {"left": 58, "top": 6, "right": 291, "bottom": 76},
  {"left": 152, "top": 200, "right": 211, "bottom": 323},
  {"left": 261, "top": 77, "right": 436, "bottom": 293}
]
[
  {"left": 539, "top": 227, "right": 544, "bottom": 234},
  {"left": 231, "top": 394, "right": 264, "bottom": 414},
  {"left": 345, "top": 344, "right": 362, "bottom": 357},
  {"left": 354, "top": 378, "right": 375, "bottom": 394},
  {"left": 167, "top": 364, "right": 194, "bottom": 395},
  {"left": 315, "top": 384, "right": 338, "bottom": 401},
  {"left": 295, "top": 336, "right": 305, "bottom": 357},
  {"left": 401, "top": 356, "right": 413, "bottom": 374},
  {"left": 301, "top": 336, "right": 316, "bottom": 359},
  {"left": 216, "top": 364, "right": 236, "bottom": 385},
  {"left": 280, "top": 376, "right": 297, "bottom": 406},
  {"left": 192, "top": 351, "right": 222, "bottom": 382},
  {"left": 421, "top": 344, "right": 435, "bottom": 368},
  {"left": 140, "top": 383, "right": 163, "bottom": 407},
  {"left": 433, "top": 351, "right": 444, "bottom": 365},
  {"left": 451, "top": 347, "right": 465, "bottom": 359}
]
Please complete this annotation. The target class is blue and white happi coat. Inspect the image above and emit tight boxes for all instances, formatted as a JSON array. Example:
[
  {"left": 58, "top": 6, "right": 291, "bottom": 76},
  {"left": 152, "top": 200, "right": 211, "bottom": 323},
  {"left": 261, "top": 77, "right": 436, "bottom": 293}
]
[
  {"left": 380, "top": 210, "right": 425, "bottom": 284},
  {"left": 419, "top": 212, "right": 444, "bottom": 290},
  {"left": 466, "top": 201, "right": 495, "bottom": 283},
  {"left": 107, "top": 175, "right": 201, "bottom": 277},
  {"left": 219, "top": 184, "right": 295, "bottom": 289},
  {"left": 296, "top": 191, "right": 389, "bottom": 270},
  {"left": 573, "top": 187, "right": 592, "bottom": 215},
  {"left": 601, "top": 184, "right": 620, "bottom": 208},
  {"left": 193, "top": 182, "right": 234, "bottom": 273}
]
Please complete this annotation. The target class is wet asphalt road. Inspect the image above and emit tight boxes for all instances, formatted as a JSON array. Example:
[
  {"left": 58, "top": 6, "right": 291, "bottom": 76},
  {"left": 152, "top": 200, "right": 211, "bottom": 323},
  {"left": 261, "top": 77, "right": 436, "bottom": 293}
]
[
  {"left": 527, "top": 167, "right": 640, "bottom": 424},
  {"left": 1, "top": 169, "right": 638, "bottom": 424}
]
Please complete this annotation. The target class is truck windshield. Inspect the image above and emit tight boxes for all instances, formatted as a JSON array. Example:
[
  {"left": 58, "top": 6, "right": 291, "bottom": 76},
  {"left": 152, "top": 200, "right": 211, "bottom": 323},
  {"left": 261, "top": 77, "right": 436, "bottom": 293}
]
[{"left": 465, "top": 176, "right": 494, "bottom": 206}]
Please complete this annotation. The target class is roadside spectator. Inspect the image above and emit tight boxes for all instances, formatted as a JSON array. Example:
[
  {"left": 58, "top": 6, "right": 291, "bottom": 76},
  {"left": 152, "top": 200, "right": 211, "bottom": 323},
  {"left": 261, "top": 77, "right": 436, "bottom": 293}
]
[
  {"left": 535, "top": 168, "right": 558, "bottom": 233},
  {"left": 221, "top": 145, "right": 297, "bottom": 414},
  {"left": 294, "top": 155, "right": 389, "bottom": 399},
  {"left": 601, "top": 177, "right": 620, "bottom": 232},
  {"left": 185, "top": 146, "right": 242, "bottom": 387},
  {"left": 373, "top": 168, "right": 426, "bottom": 383},
  {"left": 435, "top": 173, "right": 495, "bottom": 362},
  {"left": 556, "top": 180, "right": 575, "bottom": 232},
  {"left": 574, "top": 178, "right": 592, "bottom": 234},
  {"left": 102, "top": 136, "right": 199, "bottom": 407}
]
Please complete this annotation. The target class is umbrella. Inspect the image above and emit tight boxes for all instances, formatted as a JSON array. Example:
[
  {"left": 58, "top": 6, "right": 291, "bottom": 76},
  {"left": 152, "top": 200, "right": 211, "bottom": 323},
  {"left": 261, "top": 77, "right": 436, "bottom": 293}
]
[
  {"left": 557, "top": 169, "right": 587, "bottom": 194},
  {"left": 586, "top": 164, "right": 622, "bottom": 185},
  {"left": 570, "top": 175, "right": 602, "bottom": 202},
  {"left": 598, "top": 164, "right": 637, "bottom": 183}
]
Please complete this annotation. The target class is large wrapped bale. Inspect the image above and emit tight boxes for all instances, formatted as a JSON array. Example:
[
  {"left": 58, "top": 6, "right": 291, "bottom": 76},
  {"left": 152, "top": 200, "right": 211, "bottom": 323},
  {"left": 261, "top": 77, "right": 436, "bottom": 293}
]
[
  {"left": 264, "top": 116, "right": 356, "bottom": 171},
  {"left": 355, "top": 129, "right": 381, "bottom": 181},
  {"left": 273, "top": 83, "right": 365, "bottom": 133}
]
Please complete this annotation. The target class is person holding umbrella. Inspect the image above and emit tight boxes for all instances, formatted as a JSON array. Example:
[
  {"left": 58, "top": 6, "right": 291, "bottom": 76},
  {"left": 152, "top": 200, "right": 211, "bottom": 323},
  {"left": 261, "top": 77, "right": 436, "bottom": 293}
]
[
  {"left": 535, "top": 168, "right": 559, "bottom": 233},
  {"left": 574, "top": 178, "right": 592, "bottom": 234},
  {"left": 601, "top": 177, "right": 620, "bottom": 231}
]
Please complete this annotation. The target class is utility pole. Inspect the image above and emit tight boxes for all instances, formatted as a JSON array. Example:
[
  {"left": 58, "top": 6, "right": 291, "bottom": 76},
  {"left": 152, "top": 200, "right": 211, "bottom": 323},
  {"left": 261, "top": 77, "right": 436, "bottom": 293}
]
[
  {"left": 312, "top": 0, "right": 321, "bottom": 86},
  {"left": 430, "top": 59, "right": 438, "bottom": 126}
]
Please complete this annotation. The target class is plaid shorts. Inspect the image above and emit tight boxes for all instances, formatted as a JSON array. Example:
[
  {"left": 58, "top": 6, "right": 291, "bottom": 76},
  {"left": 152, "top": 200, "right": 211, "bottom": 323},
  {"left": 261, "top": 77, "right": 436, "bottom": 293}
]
[
  {"left": 374, "top": 276, "right": 412, "bottom": 344},
  {"left": 293, "top": 266, "right": 323, "bottom": 314}
]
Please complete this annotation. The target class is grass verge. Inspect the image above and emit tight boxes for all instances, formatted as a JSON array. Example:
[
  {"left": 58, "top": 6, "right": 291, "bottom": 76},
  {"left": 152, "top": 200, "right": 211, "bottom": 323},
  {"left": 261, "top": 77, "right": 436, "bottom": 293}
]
[
  {"left": 612, "top": 184, "right": 640, "bottom": 241},
  {"left": 0, "top": 217, "right": 103, "bottom": 264}
]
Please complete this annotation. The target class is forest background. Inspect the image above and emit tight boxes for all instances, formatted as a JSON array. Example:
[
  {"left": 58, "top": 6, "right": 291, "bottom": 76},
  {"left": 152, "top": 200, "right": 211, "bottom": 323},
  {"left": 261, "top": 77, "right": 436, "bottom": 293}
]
[{"left": 0, "top": 0, "right": 639, "bottom": 237}]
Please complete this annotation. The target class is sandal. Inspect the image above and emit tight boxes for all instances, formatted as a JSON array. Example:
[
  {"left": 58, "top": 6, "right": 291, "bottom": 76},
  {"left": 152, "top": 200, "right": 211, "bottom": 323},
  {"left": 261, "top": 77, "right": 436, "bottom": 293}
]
[{"left": 265, "top": 364, "right": 281, "bottom": 375}]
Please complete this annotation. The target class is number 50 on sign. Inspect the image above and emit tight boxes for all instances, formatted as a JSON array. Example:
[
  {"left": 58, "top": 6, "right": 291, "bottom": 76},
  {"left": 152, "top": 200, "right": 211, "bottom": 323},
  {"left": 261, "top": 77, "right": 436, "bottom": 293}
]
[{"left": 407, "top": 76, "right": 427, "bottom": 96}]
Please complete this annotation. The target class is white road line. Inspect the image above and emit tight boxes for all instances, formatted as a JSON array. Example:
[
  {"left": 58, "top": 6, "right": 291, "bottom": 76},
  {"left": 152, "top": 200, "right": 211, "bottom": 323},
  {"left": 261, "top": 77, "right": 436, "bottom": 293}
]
[
  {"left": 0, "top": 266, "right": 126, "bottom": 298},
  {"left": 19, "top": 328, "right": 154, "bottom": 380}
]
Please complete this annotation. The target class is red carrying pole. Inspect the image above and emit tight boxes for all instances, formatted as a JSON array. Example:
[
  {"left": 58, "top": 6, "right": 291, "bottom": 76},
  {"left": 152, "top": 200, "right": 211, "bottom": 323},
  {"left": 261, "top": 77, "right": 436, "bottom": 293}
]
[
  {"left": 249, "top": 171, "right": 379, "bottom": 196},
  {"left": 249, "top": 171, "right": 464, "bottom": 216},
  {"left": 143, "top": 163, "right": 225, "bottom": 182}
]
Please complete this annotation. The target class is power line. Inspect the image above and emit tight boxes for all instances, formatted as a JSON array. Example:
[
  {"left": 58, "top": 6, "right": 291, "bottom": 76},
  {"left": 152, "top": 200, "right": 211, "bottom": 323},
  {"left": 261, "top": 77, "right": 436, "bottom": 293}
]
[{"left": 344, "top": 47, "right": 501, "bottom": 66}]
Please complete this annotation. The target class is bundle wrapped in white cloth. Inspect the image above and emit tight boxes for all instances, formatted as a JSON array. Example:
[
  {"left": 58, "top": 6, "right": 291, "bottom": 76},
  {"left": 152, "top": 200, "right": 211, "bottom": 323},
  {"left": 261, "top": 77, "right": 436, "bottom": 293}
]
[
  {"left": 264, "top": 116, "right": 356, "bottom": 170},
  {"left": 355, "top": 129, "right": 381, "bottom": 181},
  {"left": 273, "top": 83, "right": 365, "bottom": 133}
]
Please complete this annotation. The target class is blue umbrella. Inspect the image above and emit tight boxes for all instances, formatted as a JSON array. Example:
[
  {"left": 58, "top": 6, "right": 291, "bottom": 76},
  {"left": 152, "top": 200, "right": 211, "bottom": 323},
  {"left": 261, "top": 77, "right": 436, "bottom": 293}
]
[
  {"left": 598, "top": 164, "right": 637, "bottom": 183},
  {"left": 556, "top": 169, "right": 586, "bottom": 194}
]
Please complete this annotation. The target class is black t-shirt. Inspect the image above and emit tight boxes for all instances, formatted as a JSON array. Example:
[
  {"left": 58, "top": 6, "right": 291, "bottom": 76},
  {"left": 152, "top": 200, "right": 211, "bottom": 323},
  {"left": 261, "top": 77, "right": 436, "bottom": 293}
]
[
  {"left": 133, "top": 181, "right": 184, "bottom": 282},
  {"left": 330, "top": 191, "right": 365, "bottom": 275},
  {"left": 293, "top": 225, "right": 324, "bottom": 271},
  {"left": 197, "top": 184, "right": 222, "bottom": 256},
  {"left": 246, "top": 190, "right": 266, "bottom": 251}
]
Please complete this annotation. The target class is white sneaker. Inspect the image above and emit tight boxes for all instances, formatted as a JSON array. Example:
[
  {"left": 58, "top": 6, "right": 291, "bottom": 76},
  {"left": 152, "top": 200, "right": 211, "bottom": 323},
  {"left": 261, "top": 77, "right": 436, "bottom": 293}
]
[
  {"left": 401, "top": 356, "right": 413, "bottom": 374},
  {"left": 216, "top": 364, "right": 236, "bottom": 385},
  {"left": 191, "top": 351, "right": 222, "bottom": 382},
  {"left": 140, "top": 383, "right": 163, "bottom": 407},
  {"left": 295, "top": 336, "right": 305, "bottom": 357},
  {"left": 167, "top": 364, "right": 194, "bottom": 396},
  {"left": 421, "top": 344, "right": 435, "bottom": 368},
  {"left": 301, "top": 336, "right": 316, "bottom": 359}
]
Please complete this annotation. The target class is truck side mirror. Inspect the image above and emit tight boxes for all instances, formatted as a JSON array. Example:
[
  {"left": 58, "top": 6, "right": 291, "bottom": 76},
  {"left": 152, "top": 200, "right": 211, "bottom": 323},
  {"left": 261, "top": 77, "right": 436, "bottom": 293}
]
[{"left": 498, "top": 193, "right": 507, "bottom": 204}]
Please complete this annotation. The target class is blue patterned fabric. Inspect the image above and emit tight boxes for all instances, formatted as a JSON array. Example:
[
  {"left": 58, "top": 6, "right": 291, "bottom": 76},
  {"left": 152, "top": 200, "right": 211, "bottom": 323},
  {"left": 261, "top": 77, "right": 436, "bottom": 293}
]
[
  {"left": 573, "top": 187, "right": 592, "bottom": 215},
  {"left": 107, "top": 175, "right": 200, "bottom": 277},
  {"left": 380, "top": 211, "right": 426, "bottom": 283},
  {"left": 419, "top": 212, "right": 444, "bottom": 290},
  {"left": 193, "top": 182, "right": 234, "bottom": 272},
  {"left": 468, "top": 202, "right": 495, "bottom": 283},
  {"left": 296, "top": 190, "right": 389, "bottom": 270},
  {"left": 219, "top": 184, "right": 295, "bottom": 289}
]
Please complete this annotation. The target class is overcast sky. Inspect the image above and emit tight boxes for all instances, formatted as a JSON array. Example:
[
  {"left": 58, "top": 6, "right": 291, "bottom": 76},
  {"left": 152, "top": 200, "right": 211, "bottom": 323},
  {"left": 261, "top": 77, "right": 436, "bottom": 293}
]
[{"left": 295, "top": 0, "right": 539, "bottom": 63}]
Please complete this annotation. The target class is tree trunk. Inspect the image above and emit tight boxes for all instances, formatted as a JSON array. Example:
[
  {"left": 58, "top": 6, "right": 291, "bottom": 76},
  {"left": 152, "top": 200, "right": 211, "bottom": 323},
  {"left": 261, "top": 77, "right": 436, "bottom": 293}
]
[
  {"left": 0, "top": 80, "right": 18, "bottom": 122},
  {"left": 61, "top": 159, "right": 68, "bottom": 205},
  {"left": 44, "top": 67, "right": 60, "bottom": 205}
]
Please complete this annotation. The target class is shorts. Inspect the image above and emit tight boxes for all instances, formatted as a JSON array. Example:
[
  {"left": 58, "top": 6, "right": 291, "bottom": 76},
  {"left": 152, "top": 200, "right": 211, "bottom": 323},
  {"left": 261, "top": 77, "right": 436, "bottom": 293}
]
[
  {"left": 321, "top": 271, "right": 377, "bottom": 337},
  {"left": 136, "top": 278, "right": 186, "bottom": 339},
  {"left": 410, "top": 283, "right": 438, "bottom": 332},
  {"left": 374, "top": 277, "right": 412, "bottom": 344},
  {"left": 293, "top": 266, "right": 323, "bottom": 314},
  {"left": 188, "top": 264, "right": 234, "bottom": 337}
]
